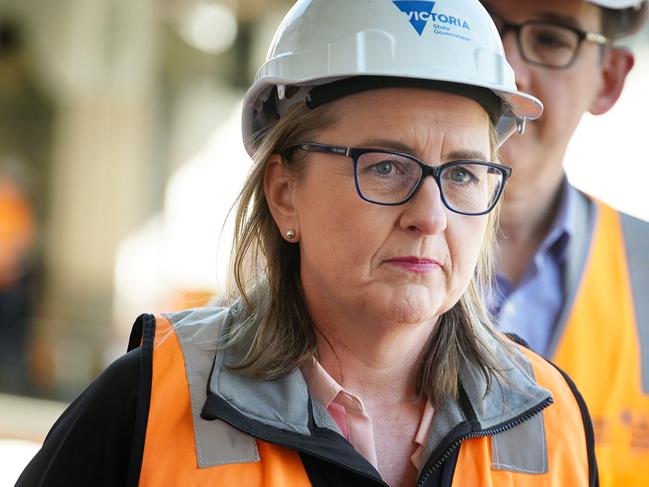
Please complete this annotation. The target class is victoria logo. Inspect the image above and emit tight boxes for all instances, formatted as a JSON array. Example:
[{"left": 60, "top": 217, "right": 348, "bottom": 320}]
[{"left": 393, "top": 1, "right": 471, "bottom": 36}]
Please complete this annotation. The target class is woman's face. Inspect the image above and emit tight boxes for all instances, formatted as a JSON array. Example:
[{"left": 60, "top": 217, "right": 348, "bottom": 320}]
[{"left": 284, "top": 88, "right": 491, "bottom": 329}]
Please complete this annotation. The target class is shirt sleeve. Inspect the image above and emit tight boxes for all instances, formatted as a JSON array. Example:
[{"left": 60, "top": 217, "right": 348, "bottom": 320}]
[{"left": 15, "top": 347, "right": 143, "bottom": 487}]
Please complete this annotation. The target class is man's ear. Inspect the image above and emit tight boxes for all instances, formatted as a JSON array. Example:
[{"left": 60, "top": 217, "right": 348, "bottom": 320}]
[
  {"left": 590, "top": 47, "right": 634, "bottom": 116},
  {"left": 264, "top": 153, "right": 298, "bottom": 239}
]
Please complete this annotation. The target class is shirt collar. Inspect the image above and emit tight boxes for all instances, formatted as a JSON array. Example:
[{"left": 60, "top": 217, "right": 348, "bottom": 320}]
[
  {"left": 411, "top": 400, "right": 435, "bottom": 469},
  {"left": 301, "top": 360, "right": 345, "bottom": 409},
  {"left": 536, "top": 178, "right": 576, "bottom": 264},
  {"left": 302, "top": 359, "right": 437, "bottom": 472}
]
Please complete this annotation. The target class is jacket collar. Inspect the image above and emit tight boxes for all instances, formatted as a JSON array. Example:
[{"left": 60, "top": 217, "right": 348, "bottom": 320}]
[{"left": 205, "top": 305, "right": 552, "bottom": 454}]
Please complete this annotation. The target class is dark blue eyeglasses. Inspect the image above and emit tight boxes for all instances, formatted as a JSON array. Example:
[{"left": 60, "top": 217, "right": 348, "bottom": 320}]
[{"left": 283, "top": 143, "right": 512, "bottom": 216}]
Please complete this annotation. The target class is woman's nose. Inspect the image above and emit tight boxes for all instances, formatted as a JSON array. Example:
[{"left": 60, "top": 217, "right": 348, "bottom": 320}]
[{"left": 398, "top": 177, "right": 448, "bottom": 236}]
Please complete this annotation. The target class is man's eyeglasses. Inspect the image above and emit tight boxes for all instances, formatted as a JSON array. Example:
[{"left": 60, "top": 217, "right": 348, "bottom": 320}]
[
  {"left": 488, "top": 11, "right": 611, "bottom": 69},
  {"left": 283, "top": 143, "right": 512, "bottom": 216}
]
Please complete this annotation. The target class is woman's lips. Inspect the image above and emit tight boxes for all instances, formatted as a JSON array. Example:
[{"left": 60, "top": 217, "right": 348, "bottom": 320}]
[{"left": 385, "top": 256, "right": 442, "bottom": 274}]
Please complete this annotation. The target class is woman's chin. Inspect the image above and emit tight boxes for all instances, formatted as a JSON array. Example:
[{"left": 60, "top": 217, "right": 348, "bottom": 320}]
[{"left": 367, "top": 290, "right": 445, "bottom": 326}]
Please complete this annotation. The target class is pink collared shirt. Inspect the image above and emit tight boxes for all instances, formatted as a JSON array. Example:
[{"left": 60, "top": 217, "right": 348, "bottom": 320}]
[{"left": 302, "top": 361, "right": 435, "bottom": 471}]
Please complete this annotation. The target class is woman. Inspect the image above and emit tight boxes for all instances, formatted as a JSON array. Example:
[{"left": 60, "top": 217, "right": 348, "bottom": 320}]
[{"left": 18, "top": 0, "right": 597, "bottom": 486}]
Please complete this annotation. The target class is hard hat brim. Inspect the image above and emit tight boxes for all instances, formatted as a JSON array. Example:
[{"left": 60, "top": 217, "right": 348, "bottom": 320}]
[{"left": 242, "top": 74, "right": 542, "bottom": 153}]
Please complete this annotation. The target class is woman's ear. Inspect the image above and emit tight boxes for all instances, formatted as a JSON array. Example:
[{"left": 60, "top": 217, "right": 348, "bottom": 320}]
[
  {"left": 264, "top": 153, "right": 299, "bottom": 241},
  {"left": 589, "top": 47, "right": 634, "bottom": 116}
]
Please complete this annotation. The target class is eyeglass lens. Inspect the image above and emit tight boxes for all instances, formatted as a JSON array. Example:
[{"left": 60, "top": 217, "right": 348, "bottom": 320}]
[
  {"left": 520, "top": 22, "right": 580, "bottom": 67},
  {"left": 491, "top": 15, "right": 581, "bottom": 68},
  {"left": 355, "top": 152, "right": 504, "bottom": 214}
]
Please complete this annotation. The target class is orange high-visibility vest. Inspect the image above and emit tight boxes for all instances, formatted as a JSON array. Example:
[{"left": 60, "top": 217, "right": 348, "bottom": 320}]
[
  {"left": 453, "top": 346, "right": 591, "bottom": 486},
  {"left": 138, "top": 315, "right": 312, "bottom": 486},
  {"left": 136, "top": 313, "right": 594, "bottom": 486},
  {"left": 553, "top": 201, "right": 649, "bottom": 487}
]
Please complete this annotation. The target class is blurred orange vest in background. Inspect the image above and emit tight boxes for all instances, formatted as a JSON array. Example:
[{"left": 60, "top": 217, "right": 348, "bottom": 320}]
[{"left": 553, "top": 201, "right": 649, "bottom": 487}]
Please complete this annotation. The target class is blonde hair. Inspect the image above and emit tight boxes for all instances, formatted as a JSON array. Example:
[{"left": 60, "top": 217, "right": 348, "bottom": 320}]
[{"left": 223, "top": 98, "right": 507, "bottom": 405}]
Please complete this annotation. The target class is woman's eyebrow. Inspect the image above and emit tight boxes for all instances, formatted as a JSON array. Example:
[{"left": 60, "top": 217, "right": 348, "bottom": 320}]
[
  {"left": 446, "top": 150, "right": 489, "bottom": 161},
  {"left": 356, "top": 139, "right": 488, "bottom": 161},
  {"left": 357, "top": 138, "right": 416, "bottom": 154}
]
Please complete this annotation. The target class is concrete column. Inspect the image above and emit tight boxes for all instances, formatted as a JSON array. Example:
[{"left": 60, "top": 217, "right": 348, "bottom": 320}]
[{"left": 21, "top": 0, "right": 160, "bottom": 396}]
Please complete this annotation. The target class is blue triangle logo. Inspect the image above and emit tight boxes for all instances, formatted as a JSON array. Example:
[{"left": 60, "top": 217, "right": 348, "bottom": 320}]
[{"left": 393, "top": 1, "right": 436, "bottom": 36}]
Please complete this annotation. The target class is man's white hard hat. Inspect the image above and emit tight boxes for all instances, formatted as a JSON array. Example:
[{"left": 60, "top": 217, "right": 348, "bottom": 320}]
[
  {"left": 241, "top": 0, "right": 543, "bottom": 154},
  {"left": 587, "top": 0, "right": 648, "bottom": 36},
  {"left": 588, "top": 0, "right": 644, "bottom": 8}
]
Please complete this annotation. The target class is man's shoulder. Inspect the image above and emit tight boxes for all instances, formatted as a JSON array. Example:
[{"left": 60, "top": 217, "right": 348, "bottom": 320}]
[
  {"left": 577, "top": 189, "right": 649, "bottom": 232},
  {"left": 572, "top": 188, "right": 649, "bottom": 241},
  {"left": 618, "top": 209, "right": 649, "bottom": 237},
  {"left": 600, "top": 200, "right": 649, "bottom": 251}
]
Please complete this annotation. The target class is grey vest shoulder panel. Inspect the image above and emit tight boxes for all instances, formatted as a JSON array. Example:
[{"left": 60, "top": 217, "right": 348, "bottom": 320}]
[
  {"left": 620, "top": 212, "right": 649, "bottom": 393},
  {"left": 491, "top": 412, "right": 548, "bottom": 473},
  {"left": 424, "top": 331, "right": 550, "bottom": 474},
  {"left": 209, "top": 311, "right": 312, "bottom": 435},
  {"left": 459, "top": 332, "right": 552, "bottom": 430},
  {"left": 163, "top": 308, "right": 260, "bottom": 468}
]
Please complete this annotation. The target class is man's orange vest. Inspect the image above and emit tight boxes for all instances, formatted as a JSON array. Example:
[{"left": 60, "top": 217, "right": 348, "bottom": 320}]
[
  {"left": 134, "top": 313, "right": 595, "bottom": 486},
  {"left": 552, "top": 200, "right": 649, "bottom": 487}
]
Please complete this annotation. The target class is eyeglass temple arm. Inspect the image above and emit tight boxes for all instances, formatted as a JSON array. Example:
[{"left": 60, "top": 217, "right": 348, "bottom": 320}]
[{"left": 585, "top": 31, "right": 611, "bottom": 45}]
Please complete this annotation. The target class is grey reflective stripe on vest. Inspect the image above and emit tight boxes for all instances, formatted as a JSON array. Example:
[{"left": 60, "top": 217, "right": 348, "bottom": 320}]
[
  {"left": 163, "top": 308, "right": 260, "bottom": 467},
  {"left": 490, "top": 354, "right": 548, "bottom": 474},
  {"left": 547, "top": 189, "right": 597, "bottom": 358},
  {"left": 491, "top": 413, "right": 548, "bottom": 474},
  {"left": 620, "top": 212, "right": 649, "bottom": 393}
]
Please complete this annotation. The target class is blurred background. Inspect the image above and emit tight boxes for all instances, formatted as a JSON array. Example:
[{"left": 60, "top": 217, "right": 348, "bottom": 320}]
[{"left": 0, "top": 0, "right": 647, "bottom": 482}]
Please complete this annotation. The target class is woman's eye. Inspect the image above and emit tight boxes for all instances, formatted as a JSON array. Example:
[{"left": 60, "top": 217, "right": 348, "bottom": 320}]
[
  {"left": 372, "top": 161, "right": 396, "bottom": 175},
  {"left": 449, "top": 167, "right": 472, "bottom": 183}
]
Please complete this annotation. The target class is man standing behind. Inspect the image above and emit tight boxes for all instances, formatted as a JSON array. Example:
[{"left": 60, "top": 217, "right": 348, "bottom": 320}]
[{"left": 482, "top": 0, "right": 649, "bottom": 485}]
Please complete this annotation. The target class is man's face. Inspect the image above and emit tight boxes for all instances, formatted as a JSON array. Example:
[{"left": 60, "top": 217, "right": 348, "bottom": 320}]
[{"left": 483, "top": 0, "right": 607, "bottom": 180}]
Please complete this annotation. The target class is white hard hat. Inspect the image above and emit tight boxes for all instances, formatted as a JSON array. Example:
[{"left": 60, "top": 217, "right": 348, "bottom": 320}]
[
  {"left": 588, "top": 0, "right": 644, "bottom": 8},
  {"left": 241, "top": 0, "right": 543, "bottom": 154},
  {"left": 587, "top": 0, "right": 648, "bottom": 36}
]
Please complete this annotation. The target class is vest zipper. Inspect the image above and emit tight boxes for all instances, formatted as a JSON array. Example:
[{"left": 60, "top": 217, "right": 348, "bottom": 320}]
[{"left": 416, "top": 396, "right": 554, "bottom": 487}]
